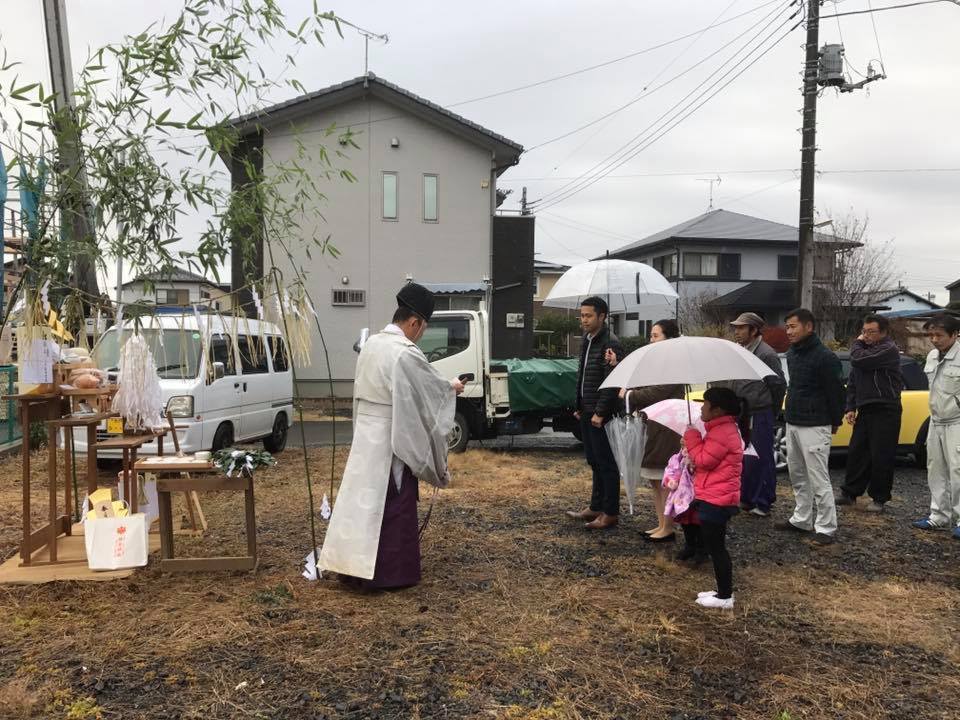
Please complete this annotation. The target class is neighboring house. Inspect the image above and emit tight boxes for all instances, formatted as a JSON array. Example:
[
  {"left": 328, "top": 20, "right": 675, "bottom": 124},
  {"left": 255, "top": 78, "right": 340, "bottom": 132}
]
[
  {"left": 222, "top": 73, "right": 525, "bottom": 397},
  {"left": 874, "top": 287, "right": 941, "bottom": 316},
  {"left": 120, "top": 266, "right": 233, "bottom": 312},
  {"left": 948, "top": 278, "right": 960, "bottom": 305},
  {"left": 533, "top": 259, "right": 570, "bottom": 315},
  {"left": 605, "top": 209, "right": 854, "bottom": 335}
]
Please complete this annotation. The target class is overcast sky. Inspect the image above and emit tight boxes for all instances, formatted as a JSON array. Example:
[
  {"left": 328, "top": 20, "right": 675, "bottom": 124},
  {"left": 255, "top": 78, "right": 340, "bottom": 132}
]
[{"left": 5, "top": 0, "right": 959, "bottom": 301}]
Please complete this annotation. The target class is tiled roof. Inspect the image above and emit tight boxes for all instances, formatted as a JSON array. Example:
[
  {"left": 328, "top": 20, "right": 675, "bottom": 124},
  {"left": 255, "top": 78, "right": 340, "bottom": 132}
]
[
  {"left": 229, "top": 73, "right": 523, "bottom": 155},
  {"left": 123, "top": 265, "right": 213, "bottom": 287}
]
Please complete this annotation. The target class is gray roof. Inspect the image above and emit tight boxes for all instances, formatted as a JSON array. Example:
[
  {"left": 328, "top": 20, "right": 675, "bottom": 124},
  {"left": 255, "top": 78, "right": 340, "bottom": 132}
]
[
  {"left": 534, "top": 260, "right": 570, "bottom": 273},
  {"left": 607, "top": 209, "right": 843, "bottom": 258},
  {"left": 122, "top": 266, "right": 215, "bottom": 288},
  {"left": 948, "top": 278, "right": 960, "bottom": 290},
  {"left": 421, "top": 282, "right": 487, "bottom": 295},
  {"left": 228, "top": 73, "right": 523, "bottom": 169}
]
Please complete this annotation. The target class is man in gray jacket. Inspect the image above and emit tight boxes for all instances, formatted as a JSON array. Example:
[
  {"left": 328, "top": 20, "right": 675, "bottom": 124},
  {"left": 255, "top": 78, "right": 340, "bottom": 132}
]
[
  {"left": 714, "top": 313, "right": 786, "bottom": 516},
  {"left": 913, "top": 314, "right": 960, "bottom": 539}
]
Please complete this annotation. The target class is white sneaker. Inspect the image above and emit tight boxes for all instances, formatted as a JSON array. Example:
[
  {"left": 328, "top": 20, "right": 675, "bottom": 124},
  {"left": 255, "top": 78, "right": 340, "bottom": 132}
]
[
  {"left": 697, "top": 590, "right": 717, "bottom": 598},
  {"left": 749, "top": 507, "right": 769, "bottom": 517},
  {"left": 696, "top": 594, "right": 734, "bottom": 609}
]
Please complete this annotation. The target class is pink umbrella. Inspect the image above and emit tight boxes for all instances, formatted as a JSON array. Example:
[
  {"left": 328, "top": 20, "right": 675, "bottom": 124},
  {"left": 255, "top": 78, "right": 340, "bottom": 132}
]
[{"left": 641, "top": 399, "right": 758, "bottom": 457}]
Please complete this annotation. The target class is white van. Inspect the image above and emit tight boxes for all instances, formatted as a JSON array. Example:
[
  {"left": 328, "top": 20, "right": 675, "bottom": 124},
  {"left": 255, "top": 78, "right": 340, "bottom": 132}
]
[{"left": 72, "top": 315, "right": 294, "bottom": 457}]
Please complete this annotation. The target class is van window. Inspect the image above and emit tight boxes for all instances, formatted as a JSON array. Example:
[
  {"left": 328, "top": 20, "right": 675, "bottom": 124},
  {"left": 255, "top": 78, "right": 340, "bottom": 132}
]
[
  {"left": 268, "top": 336, "right": 289, "bottom": 372},
  {"left": 237, "top": 336, "right": 269, "bottom": 374},
  {"left": 418, "top": 317, "right": 470, "bottom": 362},
  {"left": 93, "top": 328, "right": 201, "bottom": 379},
  {"left": 209, "top": 334, "right": 236, "bottom": 377}
]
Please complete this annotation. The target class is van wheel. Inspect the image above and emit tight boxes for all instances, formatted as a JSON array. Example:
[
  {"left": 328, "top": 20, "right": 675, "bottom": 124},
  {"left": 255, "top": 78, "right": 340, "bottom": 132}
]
[
  {"left": 212, "top": 423, "right": 234, "bottom": 452},
  {"left": 263, "top": 413, "right": 288, "bottom": 453},
  {"left": 447, "top": 412, "right": 470, "bottom": 454}
]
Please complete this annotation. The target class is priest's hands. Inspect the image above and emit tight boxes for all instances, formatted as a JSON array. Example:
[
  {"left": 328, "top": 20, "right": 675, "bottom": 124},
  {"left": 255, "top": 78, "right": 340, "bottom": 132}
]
[{"left": 450, "top": 379, "right": 465, "bottom": 395}]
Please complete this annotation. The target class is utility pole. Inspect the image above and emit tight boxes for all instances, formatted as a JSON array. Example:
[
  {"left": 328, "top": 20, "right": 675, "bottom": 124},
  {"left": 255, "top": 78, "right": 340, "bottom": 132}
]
[
  {"left": 43, "top": 0, "right": 101, "bottom": 302},
  {"left": 520, "top": 186, "right": 528, "bottom": 215},
  {"left": 796, "top": 0, "right": 820, "bottom": 309}
]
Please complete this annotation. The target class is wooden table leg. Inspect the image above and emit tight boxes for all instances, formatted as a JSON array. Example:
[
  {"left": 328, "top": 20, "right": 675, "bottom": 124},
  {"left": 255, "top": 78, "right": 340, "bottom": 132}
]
[
  {"left": 63, "top": 427, "right": 73, "bottom": 532},
  {"left": 157, "top": 435, "right": 164, "bottom": 457},
  {"left": 158, "top": 488, "right": 174, "bottom": 560},
  {"left": 86, "top": 424, "right": 98, "bottom": 495},
  {"left": 122, "top": 448, "right": 130, "bottom": 506},
  {"left": 21, "top": 402, "right": 31, "bottom": 565},
  {"left": 244, "top": 476, "right": 257, "bottom": 564},
  {"left": 130, "top": 447, "right": 139, "bottom": 514},
  {"left": 48, "top": 424, "right": 58, "bottom": 563}
]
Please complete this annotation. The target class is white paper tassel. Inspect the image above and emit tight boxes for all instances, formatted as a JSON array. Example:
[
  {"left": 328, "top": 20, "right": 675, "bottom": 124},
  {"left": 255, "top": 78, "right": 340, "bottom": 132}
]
[
  {"left": 110, "top": 333, "right": 165, "bottom": 430},
  {"left": 40, "top": 279, "right": 51, "bottom": 316},
  {"left": 320, "top": 493, "right": 331, "bottom": 520},
  {"left": 302, "top": 547, "right": 323, "bottom": 581},
  {"left": 251, "top": 287, "right": 265, "bottom": 320}
]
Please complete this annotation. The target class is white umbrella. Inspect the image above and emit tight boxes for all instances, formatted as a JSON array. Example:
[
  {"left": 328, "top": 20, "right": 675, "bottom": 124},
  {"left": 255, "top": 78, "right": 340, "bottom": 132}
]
[
  {"left": 543, "top": 258, "right": 678, "bottom": 314},
  {"left": 601, "top": 336, "right": 776, "bottom": 390}
]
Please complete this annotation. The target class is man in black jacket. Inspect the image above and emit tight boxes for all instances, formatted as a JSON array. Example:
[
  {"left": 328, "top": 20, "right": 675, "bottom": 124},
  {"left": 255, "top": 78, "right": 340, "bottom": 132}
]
[
  {"left": 566, "top": 296, "right": 624, "bottom": 529},
  {"left": 774, "top": 308, "right": 846, "bottom": 545},
  {"left": 837, "top": 314, "right": 904, "bottom": 512}
]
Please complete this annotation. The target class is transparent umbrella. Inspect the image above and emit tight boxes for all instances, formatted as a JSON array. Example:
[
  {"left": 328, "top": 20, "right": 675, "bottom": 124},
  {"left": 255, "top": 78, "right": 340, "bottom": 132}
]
[
  {"left": 543, "top": 258, "right": 677, "bottom": 314},
  {"left": 605, "top": 392, "right": 647, "bottom": 514}
]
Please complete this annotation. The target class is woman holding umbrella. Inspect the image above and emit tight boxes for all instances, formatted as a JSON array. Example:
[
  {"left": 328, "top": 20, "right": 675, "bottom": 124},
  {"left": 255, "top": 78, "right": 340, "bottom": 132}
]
[{"left": 611, "top": 319, "right": 684, "bottom": 542}]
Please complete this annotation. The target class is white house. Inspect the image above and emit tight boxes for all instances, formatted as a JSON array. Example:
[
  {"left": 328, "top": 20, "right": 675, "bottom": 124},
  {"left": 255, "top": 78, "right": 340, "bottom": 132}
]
[
  {"left": 120, "top": 266, "right": 233, "bottom": 311},
  {"left": 223, "top": 73, "right": 524, "bottom": 397},
  {"left": 874, "top": 287, "right": 941, "bottom": 316},
  {"left": 606, "top": 209, "right": 854, "bottom": 336}
]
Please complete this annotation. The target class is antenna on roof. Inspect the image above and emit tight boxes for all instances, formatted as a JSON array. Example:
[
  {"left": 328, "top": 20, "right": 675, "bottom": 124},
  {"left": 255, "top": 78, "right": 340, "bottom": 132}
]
[
  {"left": 340, "top": 19, "right": 389, "bottom": 76},
  {"left": 697, "top": 175, "right": 721, "bottom": 211}
]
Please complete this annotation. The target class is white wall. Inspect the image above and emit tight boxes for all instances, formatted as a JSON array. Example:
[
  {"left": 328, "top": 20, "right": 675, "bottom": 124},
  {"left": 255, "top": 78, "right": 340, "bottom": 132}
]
[
  {"left": 121, "top": 281, "right": 200, "bottom": 305},
  {"left": 263, "top": 96, "right": 498, "bottom": 395},
  {"left": 882, "top": 291, "right": 937, "bottom": 313}
]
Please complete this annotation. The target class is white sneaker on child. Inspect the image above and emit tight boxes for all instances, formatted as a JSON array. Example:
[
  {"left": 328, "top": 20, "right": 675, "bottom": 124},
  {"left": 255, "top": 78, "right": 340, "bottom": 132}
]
[
  {"left": 697, "top": 590, "right": 717, "bottom": 598},
  {"left": 696, "top": 594, "right": 734, "bottom": 609}
]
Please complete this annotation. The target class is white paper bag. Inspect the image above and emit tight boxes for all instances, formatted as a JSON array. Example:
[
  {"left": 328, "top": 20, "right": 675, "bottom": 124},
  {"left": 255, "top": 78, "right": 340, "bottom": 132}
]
[{"left": 84, "top": 512, "right": 149, "bottom": 570}]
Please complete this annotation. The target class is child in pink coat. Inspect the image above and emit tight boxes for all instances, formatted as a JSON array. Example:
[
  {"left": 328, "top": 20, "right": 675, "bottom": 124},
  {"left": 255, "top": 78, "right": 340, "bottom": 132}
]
[{"left": 683, "top": 387, "right": 749, "bottom": 610}]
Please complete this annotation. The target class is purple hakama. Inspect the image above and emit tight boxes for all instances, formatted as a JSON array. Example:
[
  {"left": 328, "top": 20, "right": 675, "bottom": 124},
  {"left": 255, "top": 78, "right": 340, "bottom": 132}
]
[{"left": 340, "top": 466, "right": 422, "bottom": 590}]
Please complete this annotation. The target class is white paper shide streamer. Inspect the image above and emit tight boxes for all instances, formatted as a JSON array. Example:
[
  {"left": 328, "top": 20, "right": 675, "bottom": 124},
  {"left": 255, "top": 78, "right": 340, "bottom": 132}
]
[{"left": 111, "top": 333, "right": 165, "bottom": 430}]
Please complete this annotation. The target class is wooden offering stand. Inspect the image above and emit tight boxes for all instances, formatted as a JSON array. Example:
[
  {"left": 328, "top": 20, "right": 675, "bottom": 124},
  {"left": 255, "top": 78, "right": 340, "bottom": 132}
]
[{"left": 4, "top": 388, "right": 117, "bottom": 566}]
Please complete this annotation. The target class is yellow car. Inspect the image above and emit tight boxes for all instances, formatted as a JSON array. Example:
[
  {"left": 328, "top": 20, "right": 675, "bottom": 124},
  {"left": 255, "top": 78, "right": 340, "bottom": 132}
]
[{"left": 693, "top": 352, "right": 931, "bottom": 470}]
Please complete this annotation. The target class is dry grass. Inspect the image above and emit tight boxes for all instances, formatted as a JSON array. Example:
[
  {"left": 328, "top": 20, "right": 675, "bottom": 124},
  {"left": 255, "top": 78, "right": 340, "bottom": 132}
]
[{"left": 0, "top": 445, "right": 958, "bottom": 719}]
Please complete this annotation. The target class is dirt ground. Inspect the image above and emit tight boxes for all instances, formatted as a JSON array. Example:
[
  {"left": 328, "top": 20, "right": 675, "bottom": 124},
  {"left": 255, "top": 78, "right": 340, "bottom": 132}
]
[{"left": 1, "top": 444, "right": 958, "bottom": 720}]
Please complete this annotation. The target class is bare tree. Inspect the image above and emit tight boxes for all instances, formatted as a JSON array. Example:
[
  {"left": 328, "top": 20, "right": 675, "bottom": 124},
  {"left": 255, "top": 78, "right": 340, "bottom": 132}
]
[
  {"left": 814, "top": 211, "right": 896, "bottom": 343},
  {"left": 677, "top": 288, "right": 727, "bottom": 337}
]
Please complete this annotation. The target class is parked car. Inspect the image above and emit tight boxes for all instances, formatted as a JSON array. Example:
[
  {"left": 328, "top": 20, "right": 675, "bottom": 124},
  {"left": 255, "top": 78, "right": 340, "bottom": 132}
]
[
  {"left": 72, "top": 315, "right": 294, "bottom": 457},
  {"left": 691, "top": 351, "right": 930, "bottom": 470}
]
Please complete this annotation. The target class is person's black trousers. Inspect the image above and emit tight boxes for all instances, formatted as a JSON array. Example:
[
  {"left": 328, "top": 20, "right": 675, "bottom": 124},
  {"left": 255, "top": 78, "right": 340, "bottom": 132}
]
[
  {"left": 581, "top": 414, "right": 620, "bottom": 516},
  {"left": 842, "top": 404, "right": 902, "bottom": 504},
  {"left": 700, "top": 520, "right": 733, "bottom": 599}
]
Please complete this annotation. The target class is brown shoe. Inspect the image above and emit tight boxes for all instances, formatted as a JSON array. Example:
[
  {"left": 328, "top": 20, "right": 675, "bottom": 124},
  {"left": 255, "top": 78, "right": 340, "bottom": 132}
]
[
  {"left": 566, "top": 508, "right": 601, "bottom": 521},
  {"left": 585, "top": 513, "right": 619, "bottom": 530}
]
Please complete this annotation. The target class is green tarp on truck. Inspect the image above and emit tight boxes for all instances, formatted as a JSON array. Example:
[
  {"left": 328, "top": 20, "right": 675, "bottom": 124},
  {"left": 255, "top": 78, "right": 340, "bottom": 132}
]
[{"left": 493, "top": 358, "right": 579, "bottom": 414}]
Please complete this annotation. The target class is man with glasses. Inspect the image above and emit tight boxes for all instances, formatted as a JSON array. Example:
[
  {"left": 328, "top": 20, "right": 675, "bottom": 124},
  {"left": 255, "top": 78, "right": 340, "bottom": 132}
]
[{"left": 836, "top": 314, "right": 904, "bottom": 512}]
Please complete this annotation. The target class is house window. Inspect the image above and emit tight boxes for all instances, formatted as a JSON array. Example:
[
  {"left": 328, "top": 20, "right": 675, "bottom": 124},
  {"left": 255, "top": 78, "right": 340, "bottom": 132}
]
[
  {"left": 434, "top": 295, "right": 480, "bottom": 312},
  {"left": 382, "top": 172, "right": 398, "bottom": 220},
  {"left": 652, "top": 253, "right": 678, "bottom": 279},
  {"left": 332, "top": 289, "right": 366, "bottom": 306},
  {"left": 423, "top": 174, "right": 438, "bottom": 222},
  {"left": 534, "top": 275, "right": 542, "bottom": 299},
  {"left": 156, "top": 288, "right": 189, "bottom": 305},
  {"left": 683, "top": 253, "right": 740, "bottom": 279},
  {"left": 778, "top": 255, "right": 798, "bottom": 280}
]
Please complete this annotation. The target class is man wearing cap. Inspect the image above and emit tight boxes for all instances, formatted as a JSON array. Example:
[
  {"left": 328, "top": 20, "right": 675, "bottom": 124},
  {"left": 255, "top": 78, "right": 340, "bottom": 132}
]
[
  {"left": 713, "top": 313, "right": 785, "bottom": 516},
  {"left": 319, "top": 283, "right": 465, "bottom": 589}
]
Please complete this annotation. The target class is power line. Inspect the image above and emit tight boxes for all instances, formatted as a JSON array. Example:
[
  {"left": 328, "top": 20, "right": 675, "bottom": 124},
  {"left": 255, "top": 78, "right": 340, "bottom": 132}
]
[
  {"left": 530, "top": 1, "right": 797, "bottom": 208},
  {"left": 820, "top": 0, "right": 960, "bottom": 19},
  {"left": 541, "top": 211, "right": 643, "bottom": 243},
  {"left": 502, "top": 166, "right": 960, "bottom": 182},
  {"left": 526, "top": 0, "right": 793, "bottom": 153},
  {"left": 531, "top": 5, "right": 803, "bottom": 211},
  {"left": 542, "top": 0, "right": 743, "bottom": 175},
  {"left": 535, "top": 218, "right": 591, "bottom": 260},
  {"left": 443, "top": 0, "right": 784, "bottom": 108},
  {"left": 866, "top": 0, "right": 888, "bottom": 73}
]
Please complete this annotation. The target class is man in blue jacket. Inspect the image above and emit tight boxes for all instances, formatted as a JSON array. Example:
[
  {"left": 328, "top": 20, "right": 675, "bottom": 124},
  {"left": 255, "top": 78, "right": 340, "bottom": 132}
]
[
  {"left": 775, "top": 308, "right": 846, "bottom": 545},
  {"left": 837, "top": 314, "right": 904, "bottom": 512}
]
